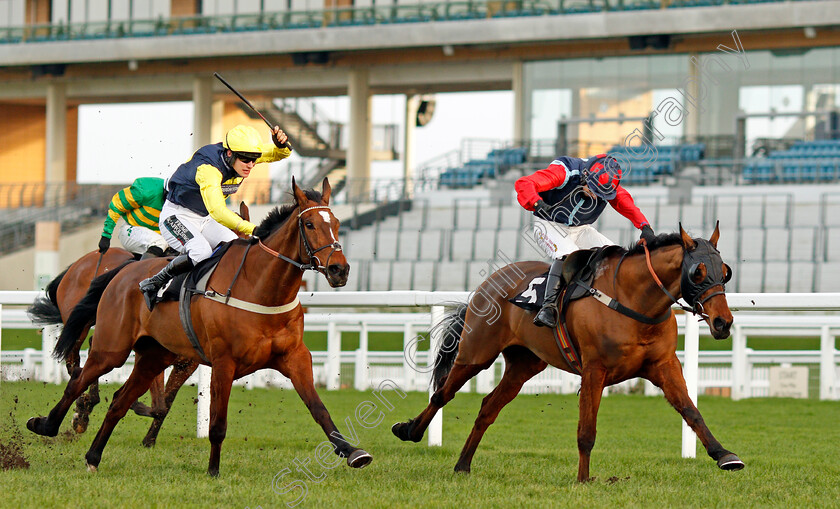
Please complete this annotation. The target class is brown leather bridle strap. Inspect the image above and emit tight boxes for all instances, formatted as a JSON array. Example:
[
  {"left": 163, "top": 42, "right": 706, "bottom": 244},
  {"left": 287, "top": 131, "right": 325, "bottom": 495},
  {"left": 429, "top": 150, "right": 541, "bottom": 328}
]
[{"left": 641, "top": 239, "right": 704, "bottom": 318}]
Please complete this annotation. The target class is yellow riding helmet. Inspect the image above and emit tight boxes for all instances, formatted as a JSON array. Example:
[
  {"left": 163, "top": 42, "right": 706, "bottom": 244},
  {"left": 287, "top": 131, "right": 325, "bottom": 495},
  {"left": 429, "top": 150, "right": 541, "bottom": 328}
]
[{"left": 223, "top": 125, "right": 263, "bottom": 157}]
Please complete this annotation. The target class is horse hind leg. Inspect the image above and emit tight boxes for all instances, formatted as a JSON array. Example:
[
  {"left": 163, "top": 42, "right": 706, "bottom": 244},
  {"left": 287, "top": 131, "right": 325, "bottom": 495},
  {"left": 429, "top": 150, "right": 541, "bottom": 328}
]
[
  {"left": 85, "top": 347, "right": 175, "bottom": 472},
  {"left": 645, "top": 358, "right": 744, "bottom": 471},
  {"left": 453, "top": 346, "right": 546, "bottom": 473},
  {"left": 141, "top": 359, "right": 198, "bottom": 448},
  {"left": 27, "top": 350, "right": 121, "bottom": 438},
  {"left": 128, "top": 373, "right": 163, "bottom": 418}
]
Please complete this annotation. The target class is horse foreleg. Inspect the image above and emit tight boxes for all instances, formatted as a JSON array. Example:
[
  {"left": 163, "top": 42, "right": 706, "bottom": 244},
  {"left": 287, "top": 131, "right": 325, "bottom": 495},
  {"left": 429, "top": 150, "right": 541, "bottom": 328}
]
[
  {"left": 142, "top": 359, "right": 198, "bottom": 448},
  {"left": 646, "top": 358, "right": 745, "bottom": 471},
  {"left": 206, "top": 358, "right": 236, "bottom": 477},
  {"left": 392, "top": 361, "right": 486, "bottom": 444},
  {"left": 454, "top": 347, "right": 546, "bottom": 473},
  {"left": 576, "top": 365, "right": 606, "bottom": 482},
  {"left": 72, "top": 380, "right": 101, "bottom": 434},
  {"left": 85, "top": 349, "right": 173, "bottom": 472},
  {"left": 275, "top": 344, "right": 372, "bottom": 469}
]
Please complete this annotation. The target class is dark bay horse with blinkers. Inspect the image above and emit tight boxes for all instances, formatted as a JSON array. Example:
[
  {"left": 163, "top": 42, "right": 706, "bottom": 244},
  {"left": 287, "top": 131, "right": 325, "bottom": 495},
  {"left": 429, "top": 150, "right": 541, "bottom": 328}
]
[
  {"left": 27, "top": 178, "right": 372, "bottom": 476},
  {"left": 393, "top": 223, "right": 744, "bottom": 482}
]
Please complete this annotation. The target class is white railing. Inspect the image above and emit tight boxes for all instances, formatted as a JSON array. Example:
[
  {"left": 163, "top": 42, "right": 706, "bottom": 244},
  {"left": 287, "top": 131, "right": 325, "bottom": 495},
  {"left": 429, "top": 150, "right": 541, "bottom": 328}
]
[{"left": 2, "top": 291, "right": 840, "bottom": 455}]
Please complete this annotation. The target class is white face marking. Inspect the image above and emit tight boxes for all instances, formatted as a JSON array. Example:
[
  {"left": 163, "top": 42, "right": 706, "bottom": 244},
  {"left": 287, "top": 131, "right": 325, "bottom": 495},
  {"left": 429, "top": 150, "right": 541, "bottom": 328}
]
[{"left": 319, "top": 211, "right": 338, "bottom": 242}]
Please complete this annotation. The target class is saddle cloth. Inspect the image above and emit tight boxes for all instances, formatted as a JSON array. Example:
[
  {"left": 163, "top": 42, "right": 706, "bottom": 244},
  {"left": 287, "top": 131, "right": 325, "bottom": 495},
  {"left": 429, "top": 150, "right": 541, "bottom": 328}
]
[
  {"left": 154, "top": 241, "right": 234, "bottom": 305},
  {"left": 509, "top": 272, "right": 549, "bottom": 310}
]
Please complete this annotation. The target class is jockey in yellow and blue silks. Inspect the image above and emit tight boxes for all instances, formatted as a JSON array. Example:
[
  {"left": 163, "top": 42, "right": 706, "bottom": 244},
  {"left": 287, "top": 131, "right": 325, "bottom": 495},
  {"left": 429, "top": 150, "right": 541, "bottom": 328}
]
[{"left": 139, "top": 124, "right": 291, "bottom": 309}]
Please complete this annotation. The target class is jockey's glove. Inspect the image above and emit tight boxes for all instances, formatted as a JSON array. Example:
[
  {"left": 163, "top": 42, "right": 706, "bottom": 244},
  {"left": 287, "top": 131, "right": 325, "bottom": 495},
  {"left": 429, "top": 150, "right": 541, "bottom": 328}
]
[
  {"left": 534, "top": 200, "right": 552, "bottom": 219},
  {"left": 98, "top": 235, "right": 110, "bottom": 254},
  {"left": 640, "top": 224, "right": 656, "bottom": 243},
  {"left": 272, "top": 129, "right": 289, "bottom": 149}
]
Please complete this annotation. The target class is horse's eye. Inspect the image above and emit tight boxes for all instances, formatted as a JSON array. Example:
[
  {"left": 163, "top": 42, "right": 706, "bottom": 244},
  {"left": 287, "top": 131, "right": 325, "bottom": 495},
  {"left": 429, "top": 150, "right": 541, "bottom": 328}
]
[
  {"left": 693, "top": 264, "right": 704, "bottom": 281},
  {"left": 305, "top": 222, "right": 314, "bottom": 230}
]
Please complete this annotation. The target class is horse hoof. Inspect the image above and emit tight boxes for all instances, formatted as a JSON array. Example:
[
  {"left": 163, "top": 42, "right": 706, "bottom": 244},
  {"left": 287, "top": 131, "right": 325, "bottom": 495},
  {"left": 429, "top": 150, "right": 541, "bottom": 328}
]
[
  {"left": 717, "top": 453, "right": 745, "bottom": 471},
  {"left": 391, "top": 421, "right": 421, "bottom": 443},
  {"left": 347, "top": 449, "right": 373, "bottom": 469},
  {"left": 454, "top": 465, "right": 471, "bottom": 474},
  {"left": 26, "top": 417, "right": 57, "bottom": 437},
  {"left": 86, "top": 463, "right": 97, "bottom": 473},
  {"left": 142, "top": 437, "right": 156, "bottom": 448},
  {"left": 72, "top": 413, "right": 89, "bottom": 434}
]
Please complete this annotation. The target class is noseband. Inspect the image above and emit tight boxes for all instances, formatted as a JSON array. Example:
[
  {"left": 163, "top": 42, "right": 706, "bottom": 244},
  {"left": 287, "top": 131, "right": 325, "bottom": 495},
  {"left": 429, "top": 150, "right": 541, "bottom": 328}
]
[
  {"left": 642, "top": 238, "right": 731, "bottom": 319},
  {"left": 257, "top": 205, "right": 343, "bottom": 274}
]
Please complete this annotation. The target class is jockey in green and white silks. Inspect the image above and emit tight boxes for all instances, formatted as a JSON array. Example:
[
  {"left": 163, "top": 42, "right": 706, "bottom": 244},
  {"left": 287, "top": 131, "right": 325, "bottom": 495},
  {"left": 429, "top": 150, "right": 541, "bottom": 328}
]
[
  {"left": 98, "top": 177, "right": 168, "bottom": 258},
  {"left": 138, "top": 124, "right": 291, "bottom": 310}
]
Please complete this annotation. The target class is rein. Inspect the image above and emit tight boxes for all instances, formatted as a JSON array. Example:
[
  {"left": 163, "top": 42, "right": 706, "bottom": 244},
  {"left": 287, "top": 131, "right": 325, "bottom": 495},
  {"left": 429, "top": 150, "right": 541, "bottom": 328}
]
[
  {"left": 257, "top": 205, "right": 342, "bottom": 274},
  {"left": 197, "top": 204, "right": 340, "bottom": 315}
]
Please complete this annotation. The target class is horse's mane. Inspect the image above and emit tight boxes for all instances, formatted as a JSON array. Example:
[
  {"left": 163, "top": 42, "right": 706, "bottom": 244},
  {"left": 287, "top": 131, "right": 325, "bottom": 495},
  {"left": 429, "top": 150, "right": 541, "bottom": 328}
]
[
  {"left": 620, "top": 232, "right": 684, "bottom": 256},
  {"left": 252, "top": 189, "right": 324, "bottom": 238}
]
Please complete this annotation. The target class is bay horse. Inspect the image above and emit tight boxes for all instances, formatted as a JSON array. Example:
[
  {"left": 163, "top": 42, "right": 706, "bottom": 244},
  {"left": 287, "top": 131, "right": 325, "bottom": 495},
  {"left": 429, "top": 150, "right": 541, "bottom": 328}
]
[
  {"left": 27, "top": 178, "right": 373, "bottom": 476},
  {"left": 27, "top": 248, "right": 199, "bottom": 447},
  {"left": 26, "top": 201, "right": 251, "bottom": 445},
  {"left": 393, "top": 224, "right": 744, "bottom": 482}
]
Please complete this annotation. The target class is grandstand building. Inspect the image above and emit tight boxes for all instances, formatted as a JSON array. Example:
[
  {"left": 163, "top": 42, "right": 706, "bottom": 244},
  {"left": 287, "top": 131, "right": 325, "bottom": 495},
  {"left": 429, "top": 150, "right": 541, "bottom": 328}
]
[{"left": 1, "top": 0, "right": 839, "bottom": 292}]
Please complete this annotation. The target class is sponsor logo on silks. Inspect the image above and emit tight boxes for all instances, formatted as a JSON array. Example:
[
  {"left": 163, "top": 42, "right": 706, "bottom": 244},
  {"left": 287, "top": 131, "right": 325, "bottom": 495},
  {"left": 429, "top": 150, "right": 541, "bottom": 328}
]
[{"left": 163, "top": 216, "right": 194, "bottom": 245}]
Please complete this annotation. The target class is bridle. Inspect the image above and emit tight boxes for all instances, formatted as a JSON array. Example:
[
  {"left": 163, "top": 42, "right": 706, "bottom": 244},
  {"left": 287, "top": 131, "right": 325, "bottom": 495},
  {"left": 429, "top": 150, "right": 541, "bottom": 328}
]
[
  {"left": 256, "top": 205, "right": 343, "bottom": 274},
  {"left": 641, "top": 238, "right": 732, "bottom": 320}
]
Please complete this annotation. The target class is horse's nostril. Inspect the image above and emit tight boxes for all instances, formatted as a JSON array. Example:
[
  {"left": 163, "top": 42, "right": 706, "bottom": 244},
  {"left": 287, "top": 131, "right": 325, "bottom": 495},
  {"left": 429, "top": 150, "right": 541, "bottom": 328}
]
[
  {"left": 713, "top": 317, "right": 729, "bottom": 331},
  {"left": 328, "top": 264, "right": 344, "bottom": 276}
]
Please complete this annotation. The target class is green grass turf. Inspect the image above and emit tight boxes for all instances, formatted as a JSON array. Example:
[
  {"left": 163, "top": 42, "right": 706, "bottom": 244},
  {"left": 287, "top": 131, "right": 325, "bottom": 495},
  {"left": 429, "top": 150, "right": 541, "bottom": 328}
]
[{"left": 1, "top": 381, "right": 838, "bottom": 508}]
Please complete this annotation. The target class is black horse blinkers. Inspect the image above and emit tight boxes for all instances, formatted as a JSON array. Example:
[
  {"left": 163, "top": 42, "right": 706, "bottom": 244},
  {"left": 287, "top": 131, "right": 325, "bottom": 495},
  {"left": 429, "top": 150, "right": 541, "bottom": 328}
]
[{"left": 680, "top": 238, "right": 732, "bottom": 314}]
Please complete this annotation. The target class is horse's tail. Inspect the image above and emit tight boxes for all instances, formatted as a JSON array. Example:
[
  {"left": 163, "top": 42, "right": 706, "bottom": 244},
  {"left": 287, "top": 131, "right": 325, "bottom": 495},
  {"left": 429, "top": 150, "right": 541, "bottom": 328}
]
[
  {"left": 26, "top": 267, "right": 69, "bottom": 326},
  {"left": 432, "top": 302, "right": 469, "bottom": 391},
  {"left": 52, "top": 260, "right": 134, "bottom": 362}
]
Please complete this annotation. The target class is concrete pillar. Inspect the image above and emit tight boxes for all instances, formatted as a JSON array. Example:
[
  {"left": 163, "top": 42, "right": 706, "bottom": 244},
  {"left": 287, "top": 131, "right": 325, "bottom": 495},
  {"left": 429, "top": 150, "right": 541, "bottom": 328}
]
[
  {"left": 697, "top": 54, "right": 740, "bottom": 137},
  {"left": 512, "top": 61, "right": 525, "bottom": 145},
  {"left": 684, "top": 53, "right": 701, "bottom": 141},
  {"left": 347, "top": 69, "right": 372, "bottom": 202},
  {"left": 34, "top": 221, "right": 60, "bottom": 291},
  {"left": 35, "top": 221, "right": 62, "bottom": 384},
  {"left": 192, "top": 76, "right": 214, "bottom": 151},
  {"left": 403, "top": 94, "right": 418, "bottom": 199},
  {"left": 45, "top": 82, "right": 67, "bottom": 205}
]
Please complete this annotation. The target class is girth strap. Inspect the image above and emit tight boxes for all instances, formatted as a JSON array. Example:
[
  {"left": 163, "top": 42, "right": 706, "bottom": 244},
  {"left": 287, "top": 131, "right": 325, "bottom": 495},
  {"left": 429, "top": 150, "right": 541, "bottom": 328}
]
[{"left": 555, "top": 288, "right": 583, "bottom": 375}]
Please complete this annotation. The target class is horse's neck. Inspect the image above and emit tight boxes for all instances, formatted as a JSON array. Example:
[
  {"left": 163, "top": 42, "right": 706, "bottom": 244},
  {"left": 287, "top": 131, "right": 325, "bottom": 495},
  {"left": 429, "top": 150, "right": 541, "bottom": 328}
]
[
  {"left": 248, "top": 219, "right": 304, "bottom": 306},
  {"left": 614, "top": 245, "right": 683, "bottom": 315}
]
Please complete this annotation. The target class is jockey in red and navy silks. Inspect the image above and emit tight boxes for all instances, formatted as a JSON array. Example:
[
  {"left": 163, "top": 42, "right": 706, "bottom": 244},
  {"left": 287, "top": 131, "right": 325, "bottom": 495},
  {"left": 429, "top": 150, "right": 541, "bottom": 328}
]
[{"left": 514, "top": 154, "right": 655, "bottom": 328}]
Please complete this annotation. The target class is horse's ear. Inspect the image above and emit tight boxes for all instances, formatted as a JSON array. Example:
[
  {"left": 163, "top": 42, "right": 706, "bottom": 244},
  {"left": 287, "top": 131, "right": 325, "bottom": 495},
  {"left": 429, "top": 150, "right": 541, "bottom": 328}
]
[
  {"left": 679, "top": 222, "right": 696, "bottom": 250},
  {"left": 239, "top": 201, "right": 250, "bottom": 222},
  {"left": 291, "top": 176, "right": 307, "bottom": 206},
  {"left": 321, "top": 177, "right": 331, "bottom": 205},
  {"left": 709, "top": 220, "right": 720, "bottom": 248}
]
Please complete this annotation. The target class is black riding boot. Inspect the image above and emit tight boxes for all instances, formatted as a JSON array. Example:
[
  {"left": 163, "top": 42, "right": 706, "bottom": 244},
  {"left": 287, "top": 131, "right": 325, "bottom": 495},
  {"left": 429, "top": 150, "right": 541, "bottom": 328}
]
[
  {"left": 533, "top": 257, "right": 565, "bottom": 328},
  {"left": 139, "top": 254, "right": 193, "bottom": 310},
  {"left": 139, "top": 246, "right": 165, "bottom": 260}
]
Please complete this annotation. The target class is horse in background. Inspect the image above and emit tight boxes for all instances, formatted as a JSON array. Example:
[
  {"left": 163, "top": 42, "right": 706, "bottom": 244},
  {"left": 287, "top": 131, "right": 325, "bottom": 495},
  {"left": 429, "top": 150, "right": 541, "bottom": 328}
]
[
  {"left": 26, "top": 202, "right": 253, "bottom": 445},
  {"left": 27, "top": 178, "right": 372, "bottom": 477},
  {"left": 393, "top": 224, "right": 744, "bottom": 482}
]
